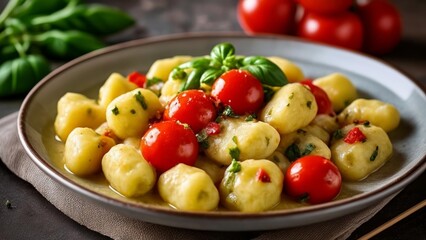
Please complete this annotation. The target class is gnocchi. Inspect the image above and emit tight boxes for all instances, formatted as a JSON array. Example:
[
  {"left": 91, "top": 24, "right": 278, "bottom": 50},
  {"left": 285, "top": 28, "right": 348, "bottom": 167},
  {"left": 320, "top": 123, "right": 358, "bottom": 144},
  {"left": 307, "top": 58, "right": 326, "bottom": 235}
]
[
  {"left": 337, "top": 98, "right": 400, "bottom": 132},
  {"left": 220, "top": 159, "right": 284, "bottom": 212},
  {"left": 55, "top": 93, "right": 106, "bottom": 141},
  {"left": 64, "top": 127, "right": 115, "bottom": 176},
  {"left": 102, "top": 144, "right": 156, "bottom": 197},
  {"left": 158, "top": 163, "right": 219, "bottom": 211},
  {"left": 331, "top": 123, "right": 393, "bottom": 181},
  {"left": 313, "top": 73, "right": 357, "bottom": 112},
  {"left": 260, "top": 83, "right": 318, "bottom": 135}
]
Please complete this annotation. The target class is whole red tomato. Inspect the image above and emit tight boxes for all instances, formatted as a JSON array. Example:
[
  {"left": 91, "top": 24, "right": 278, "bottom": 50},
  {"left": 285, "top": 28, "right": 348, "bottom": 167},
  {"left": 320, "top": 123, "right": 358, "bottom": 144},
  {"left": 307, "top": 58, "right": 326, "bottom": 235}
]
[
  {"left": 298, "top": 0, "right": 353, "bottom": 14},
  {"left": 163, "top": 90, "right": 217, "bottom": 133},
  {"left": 300, "top": 80, "right": 334, "bottom": 115},
  {"left": 284, "top": 155, "right": 342, "bottom": 204},
  {"left": 211, "top": 69, "right": 264, "bottom": 115},
  {"left": 140, "top": 120, "right": 199, "bottom": 173},
  {"left": 356, "top": 0, "right": 402, "bottom": 55},
  {"left": 237, "top": 0, "right": 296, "bottom": 34},
  {"left": 297, "top": 11, "right": 364, "bottom": 50}
]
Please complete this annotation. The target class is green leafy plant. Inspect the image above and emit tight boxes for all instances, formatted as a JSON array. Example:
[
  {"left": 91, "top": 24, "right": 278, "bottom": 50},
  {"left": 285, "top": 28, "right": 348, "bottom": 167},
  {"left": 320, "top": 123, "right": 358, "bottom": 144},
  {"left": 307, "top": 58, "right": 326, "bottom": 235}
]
[
  {"left": 171, "top": 42, "right": 288, "bottom": 92},
  {"left": 0, "top": 0, "right": 134, "bottom": 97}
]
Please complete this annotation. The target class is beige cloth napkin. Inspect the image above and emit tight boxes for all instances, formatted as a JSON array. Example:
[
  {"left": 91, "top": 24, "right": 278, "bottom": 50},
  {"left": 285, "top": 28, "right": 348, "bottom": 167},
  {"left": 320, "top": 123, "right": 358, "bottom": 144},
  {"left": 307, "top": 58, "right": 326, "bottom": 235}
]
[{"left": 0, "top": 112, "right": 396, "bottom": 240}]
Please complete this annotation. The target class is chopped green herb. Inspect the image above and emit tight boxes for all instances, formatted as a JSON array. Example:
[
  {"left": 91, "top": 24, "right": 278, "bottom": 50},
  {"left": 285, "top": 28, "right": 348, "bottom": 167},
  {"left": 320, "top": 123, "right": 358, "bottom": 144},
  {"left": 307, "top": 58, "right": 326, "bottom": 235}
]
[
  {"left": 222, "top": 105, "right": 239, "bottom": 118},
  {"left": 363, "top": 121, "right": 371, "bottom": 127},
  {"left": 289, "top": 92, "right": 294, "bottom": 99},
  {"left": 301, "top": 143, "right": 316, "bottom": 156},
  {"left": 5, "top": 200, "right": 14, "bottom": 209},
  {"left": 297, "top": 129, "right": 307, "bottom": 134},
  {"left": 146, "top": 77, "right": 163, "bottom": 87},
  {"left": 344, "top": 100, "right": 351, "bottom": 107},
  {"left": 307, "top": 101, "right": 312, "bottom": 109},
  {"left": 332, "top": 129, "right": 344, "bottom": 140},
  {"left": 86, "top": 108, "right": 92, "bottom": 115},
  {"left": 245, "top": 114, "right": 256, "bottom": 121},
  {"left": 285, "top": 143, "right": 301, "bottom": 162},
  {"left": 298, "top": 193, "right": 310, "bottom": 203},
  {"left": 112, "top": 106, "right": 119, "bottom": 115},
  {"left": 228, "top": 159, "right": 241, "bottom": 173},
  {"left": 134, "top": 91, "right": 148, "bottom": 110},
  {"left": 265, "top": 137, "right": 270, "bottom": 146},
  {"left": 130, "top": 109, "right": 136, "bottom": 114},
  {"left": 229, "top": 147, "right": 240, "bottom": 161},
  {"left": 229, "top": 137, "right": 240, "bottom": 160},
  {"left": 196, "top": 130, "right": 209, "bottom": 149},
  {"left": 370, "top": 146, "right": 379, "bottom": 161}
]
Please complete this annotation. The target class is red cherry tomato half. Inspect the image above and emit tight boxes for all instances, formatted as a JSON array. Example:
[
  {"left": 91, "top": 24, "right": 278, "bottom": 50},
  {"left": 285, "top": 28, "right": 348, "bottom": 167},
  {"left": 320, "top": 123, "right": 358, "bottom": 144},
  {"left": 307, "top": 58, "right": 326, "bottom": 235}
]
[
  {"left": 237, "top": 0, "right": 296, "bottom": 34},
  {"left": 356, "top": 0, "right": 402, "bottom": 55},
  {"left": 163, "top": 90, "right": 217, "bottom": 133},
  {"left": 300, "top": 80, "right": 334, "bottom": 115},
  {"left": 211, "top": 69, "right": 264, "bottom": 115},
  {"left": 298, "top": 0, "right": 353, "bottom": 14},
  {"left": 127, "top": 71, "right": 146, "bottom": 88},
  {"left": 297, "top": 11, "right": 364, "bottom": 51},
  {"left": 140, "top": 120, "right": 199, "bottom": 173},
  {"left": 284, "top": 155, "right": 342, "bottom": 204}
]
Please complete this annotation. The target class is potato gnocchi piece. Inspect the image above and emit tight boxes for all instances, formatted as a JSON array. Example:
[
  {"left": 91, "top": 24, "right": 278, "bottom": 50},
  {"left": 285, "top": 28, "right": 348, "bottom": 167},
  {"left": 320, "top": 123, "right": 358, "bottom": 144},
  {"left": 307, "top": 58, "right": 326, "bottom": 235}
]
[
  {"left": 64, "top": 127, "right": 115, "bottom": 176},
  {"left": 194, "top": 155, "right": 226, "bottom": 184},
  {"left": 159, "top": 78, "right": 185, "bottom": 106},
  {"left": 54, "top": 93, "right": 106, "bottom": 141},
  {"left": 146, "top": 55, "right": 192, "bottom": 81},
  {"left": 278, "top": 130, "right": 331, "bottom": 162},
  {"left": 313, "top": 73, "right": 357, "bottom": 112},
  {"left": 331, "top": 124, "right": 393, "bottom": 181},
  {"left": 301, "top": 124, "right": 331, "bottom": 144},
  {"left": 98, "top": 73, "right": 138, "bottom": 109},
  {"left": 337, "top": 98, "right": 400, "bottom": 132},
  {"left": 122, "top": 137, "right": 141, "bottom": 149},
  {"left": 102, "top": 144, "right": 156, "bottom": 197},
  {"left": 311, "top": 114, "right": 339, "bottom": 134},
  {"left": 158, "top": 164, "right": 219, "bottom": 211},
  {"left": 220, "top": 159, "right": 284, "bottom": 212},
  {"left": 106, "top": 88, "right": 163, "bottom": 139},
  {"left": 267, "top": 151, "right": 291, "bottom": 174},
  {"left": 204, "top": 118, "right": 280, "bottom": 166},
  {"left": 267, "top": 56, "right": 304, "bottom": 83},
  {"left": 260, "top": 83, "right": 318, "bottom": 135}
]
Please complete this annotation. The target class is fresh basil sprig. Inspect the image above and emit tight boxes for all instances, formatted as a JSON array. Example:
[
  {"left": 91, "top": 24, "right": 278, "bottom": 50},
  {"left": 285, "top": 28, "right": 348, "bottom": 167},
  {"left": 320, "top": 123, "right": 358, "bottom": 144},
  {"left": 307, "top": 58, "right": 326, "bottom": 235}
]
[
  {"left": 172, "top": 42, "right": 288, "bottom": 91},
  {"left": 0, "top": 0, "right": 135, "bottom": 97}
]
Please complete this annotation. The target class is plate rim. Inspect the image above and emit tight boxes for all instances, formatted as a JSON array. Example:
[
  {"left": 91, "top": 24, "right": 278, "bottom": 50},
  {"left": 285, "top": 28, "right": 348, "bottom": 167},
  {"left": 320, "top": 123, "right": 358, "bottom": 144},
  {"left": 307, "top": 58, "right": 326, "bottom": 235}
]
[{"left": 17, "top": 32, "right": 426, "bottom": 230}]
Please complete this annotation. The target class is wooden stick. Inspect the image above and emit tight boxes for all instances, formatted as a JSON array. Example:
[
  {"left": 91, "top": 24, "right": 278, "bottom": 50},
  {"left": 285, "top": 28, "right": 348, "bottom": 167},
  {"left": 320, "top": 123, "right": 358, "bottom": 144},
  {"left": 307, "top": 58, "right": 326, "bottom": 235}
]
[{"left": 358, "top": 199, "right": 426, "bottom": 240}]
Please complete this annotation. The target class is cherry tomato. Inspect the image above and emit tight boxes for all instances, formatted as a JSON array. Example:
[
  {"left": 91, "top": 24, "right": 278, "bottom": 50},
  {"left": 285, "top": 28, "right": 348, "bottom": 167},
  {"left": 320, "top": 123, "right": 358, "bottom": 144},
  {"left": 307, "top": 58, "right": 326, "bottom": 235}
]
[
  {"left": 300, "top": 80, "right": 334, "bottom": 115},
  {"left": 344, "top": 126, "right": 367, "bottom": 144},
  {"left": 284, "top": 155, "right": 342, "bottom": 204},
  {"left": 163, "top": 90, "right": 217, "bottom": 133},
  {"left": 140, "top": 120, "right": 199, "bottom": 173},
  {"left": 127, "top": 71, "right": 146, "bottom": 88},
  {"left": 211, "top": 69, "right": 264, "bottom": 115},
  {"left": 237, "top": 0, "right": 296, "bottom": 34},
  {"left": 298, "top": 0, "right": 353, "bottom": 14},
  {"left": 356, "top": 0, "right": 402, "bottom": 55},
  {"left": 297, "top": 11, "right": 364, "bottom": 50}
]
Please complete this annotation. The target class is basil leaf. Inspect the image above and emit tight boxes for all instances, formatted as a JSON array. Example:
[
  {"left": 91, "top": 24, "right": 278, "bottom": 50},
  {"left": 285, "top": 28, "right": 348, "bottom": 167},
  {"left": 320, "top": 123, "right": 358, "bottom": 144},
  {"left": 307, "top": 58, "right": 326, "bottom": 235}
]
[
  {"left": 11, "top": 0, "right": 71, "bottom": 19},
  {"left": 210, "top": 42, "right": 235, "bottom": 63},
  {"left": 82, "top": 4, "right": 135, "bottom": 35},
  {"left": 0, "top": 55, "right": 50, "bottom": 97},
  {"left": 181, "top": 68, "right": 204, "bottom": 91},
  {"left": 200, "top": 68, "right": 224, "bottom": 85},
  {"left": 176, "top": 57, "right": 211, "bottom": 69},
  {"left": 32, "top": 30, "right": 105, "bottom": 59},
  {"left": 240, "top": 56, "right": 287, "bottom": 87}
]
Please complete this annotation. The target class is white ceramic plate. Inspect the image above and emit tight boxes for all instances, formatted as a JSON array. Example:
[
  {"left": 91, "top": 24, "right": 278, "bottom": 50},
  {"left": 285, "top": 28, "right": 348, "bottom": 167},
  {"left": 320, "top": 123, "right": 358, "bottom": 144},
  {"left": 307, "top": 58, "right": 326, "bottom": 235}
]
[{"left": 18, "top": 33, "right": 426, "bottom": 231}]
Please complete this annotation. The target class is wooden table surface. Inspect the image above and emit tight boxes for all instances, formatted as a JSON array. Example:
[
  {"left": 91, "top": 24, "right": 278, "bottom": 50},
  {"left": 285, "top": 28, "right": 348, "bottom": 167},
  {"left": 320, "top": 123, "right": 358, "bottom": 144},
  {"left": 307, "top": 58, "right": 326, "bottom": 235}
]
[{"left": 1, "top": 0, "right": 425, "bottom": 239}]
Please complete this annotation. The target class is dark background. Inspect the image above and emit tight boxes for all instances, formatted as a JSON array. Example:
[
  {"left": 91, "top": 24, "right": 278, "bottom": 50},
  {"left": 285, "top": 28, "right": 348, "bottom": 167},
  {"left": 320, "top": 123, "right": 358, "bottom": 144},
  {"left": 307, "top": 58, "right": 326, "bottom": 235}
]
[{"left": 0, "top": 0, "right": 425, "bottom": 239}]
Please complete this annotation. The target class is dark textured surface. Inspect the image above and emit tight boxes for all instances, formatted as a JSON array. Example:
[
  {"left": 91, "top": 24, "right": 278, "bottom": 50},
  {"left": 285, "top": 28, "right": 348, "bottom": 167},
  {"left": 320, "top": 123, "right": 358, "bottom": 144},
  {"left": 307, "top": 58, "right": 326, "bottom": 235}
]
[{"left": 0, "top": 0, "right": 425, "bottom": 239}]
